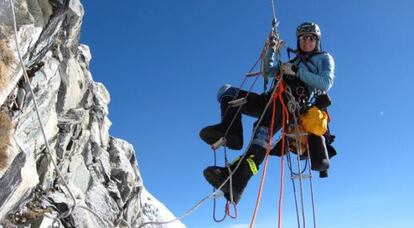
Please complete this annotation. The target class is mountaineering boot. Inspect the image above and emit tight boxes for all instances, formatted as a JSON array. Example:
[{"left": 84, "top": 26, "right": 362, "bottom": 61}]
[
  {"left": 203, "top": 145, "right": 266, "bottom": 204},
  {"left": 200, "top": 96, "right": 243, "bottom": 150},
  {"left": 308, "top": 133, "right": 330, "bottom": 172},
  {"left": 203, "top": 159, "right": 254, "bottom": 204},
  {"left": 199, "top": 122, "right": 243, "bottom": 150},
  {"left": 319, "top": 170, "right": 328, "bottom": 178}
]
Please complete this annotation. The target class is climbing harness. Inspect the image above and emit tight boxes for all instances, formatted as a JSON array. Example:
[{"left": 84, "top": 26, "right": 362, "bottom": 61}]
[
  {"left": 209, "top": 55, "right": 262, "bottom": 221},
  {"left": 139, "top": 0, "right": 322, "bottom": 227},
  {"left": 136, "top": 56, "right": 287, "bottom": 228},
  {"left": 212, "top": 147, "right": 235, "bottom": 222},
  {"left": 247, "top": 1, "right": 325, "bottom": 226},
  {"left": 208, "top": 1, "right": 284, "bottom": 219},
  {"left": 283, "top": 86, "right": 319, "bottom": 228},
  {"left": 249, "top": 79, "right": 289, "bottom": 228},
  {"left": 5, "top": 0, "right": 295, "bottom": 227}
]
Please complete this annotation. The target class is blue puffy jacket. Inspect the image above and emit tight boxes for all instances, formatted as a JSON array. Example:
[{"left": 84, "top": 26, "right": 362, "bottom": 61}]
[{"left": 264, "top": 49, "right": 335, "bottom": 93}]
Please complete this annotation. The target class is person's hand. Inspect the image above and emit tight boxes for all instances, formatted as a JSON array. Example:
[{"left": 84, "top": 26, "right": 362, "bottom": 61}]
[
  {"left": 281, "top": 63, "right": 297, "bottom": 76},
  {"left": 268, "top": 32, "right": 277, "bottom": 47}
]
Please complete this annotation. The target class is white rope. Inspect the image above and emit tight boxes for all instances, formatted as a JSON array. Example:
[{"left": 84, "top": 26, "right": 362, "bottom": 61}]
[
  {"left": 291, "top": 106, "right": 307, "bottom": 228},
  {"left": 284, "top": 87, "right": 307, "bottom": 227},
  {"left": 270, "top": 0, "right": 277, "bottom": 21},
  {"left": 138, "top": 29, "right": 290, "bottom": 228},
  {"left": 9, "top": 0, "right": 112, "bottom": 226},
  {"left": 283, "top": 88, "right": 302, "bottom": 228},
  {"left": 8, "top": 0, "right": 287, "bottom": 227},
  {"left": 138, "top": 6, "right": 287, "bottom": 225},
  {"left": 137, "top": 76, "right": 285, "bottom": 228},
  {"left": 306, "top": 142, "right": 317, "bottom": 228},
  {"left": 286, "top": 151, "right": 302, "bottom": 228},
  {"left": 283, "top": 87, "right": 318, "bottom": 228}
]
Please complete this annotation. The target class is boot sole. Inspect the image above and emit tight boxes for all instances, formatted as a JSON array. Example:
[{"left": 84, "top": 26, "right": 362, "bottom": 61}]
[
  {"left": 203, "top": 168, "right": 241, "bottom": 204},
  {"left": 200, "top": 128, "right": 243, "bottom": 150},
  {"left": 203, "top": 168, "right": 228, "bottom": 190}
]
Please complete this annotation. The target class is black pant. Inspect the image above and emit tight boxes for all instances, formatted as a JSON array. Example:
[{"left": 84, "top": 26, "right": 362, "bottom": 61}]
[
  {"left": 220, "top": 89, "right": 284, "bottom": 165},
  {"left": 225, "top": 90, "right": 284, "bottom": 133},
  {"left": 221, "top": 79, "right": 309, "bottom": 166}
]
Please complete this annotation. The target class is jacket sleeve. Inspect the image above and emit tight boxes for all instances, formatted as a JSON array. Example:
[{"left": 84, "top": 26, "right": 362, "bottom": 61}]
[
  {"left": 297, "top": 53, "right": 335, "bottom": 92},
  {"left": 263, "top": 48, "right": 280, "bottom": 78}
]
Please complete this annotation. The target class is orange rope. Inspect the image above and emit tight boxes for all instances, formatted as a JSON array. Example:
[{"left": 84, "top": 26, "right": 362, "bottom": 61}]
[
  {"left": 248, "top": 90, "right": 277, "bottom": 227},
  {"left": 226, "top": 201, "right": 238, "bottom": 218},
  {"left": 249, "top": 82, "right": 288, "bottom": 228},
  {"left": 277, "top": 83, "right": 290, "bottom": 228}
]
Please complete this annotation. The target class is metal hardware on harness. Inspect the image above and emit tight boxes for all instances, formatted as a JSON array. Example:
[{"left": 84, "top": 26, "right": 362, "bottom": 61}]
[
  {"left": 291, "top": 174, "right": 312, "bottom": 180},
  {"left": 286, "top": 132, "right": 308, "bottom": 138},
  {"left": 212, "top": 190, "right": 224, "bottom": 199},
  {"left": 246, "top": 71, "right": 262, "bottom": 77},
  {"left": 211, "top": 137, "right": 226, "bottom": 150},
  {"left": 228, "top": 98, "right": 247, "bottom": 107}
]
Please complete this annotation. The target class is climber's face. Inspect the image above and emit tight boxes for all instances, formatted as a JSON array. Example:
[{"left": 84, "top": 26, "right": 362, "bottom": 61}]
[{"left": 299, "top": 34, "right": 317, "bottom": 53}]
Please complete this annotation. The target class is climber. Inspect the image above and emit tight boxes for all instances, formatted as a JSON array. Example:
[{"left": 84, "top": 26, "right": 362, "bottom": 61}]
[{"left": 200, "top": 22, "right": 335, "bottom": 204}]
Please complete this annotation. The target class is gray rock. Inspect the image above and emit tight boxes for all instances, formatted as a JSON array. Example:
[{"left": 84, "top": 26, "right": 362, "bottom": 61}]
[{"left": 0, "top": 0, "right": 185, "bottom": 227}]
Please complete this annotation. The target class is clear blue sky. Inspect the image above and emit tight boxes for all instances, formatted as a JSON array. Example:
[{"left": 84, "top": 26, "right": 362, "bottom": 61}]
[{"left": 80, "top": 1, "right": 414, "bottom": 227}]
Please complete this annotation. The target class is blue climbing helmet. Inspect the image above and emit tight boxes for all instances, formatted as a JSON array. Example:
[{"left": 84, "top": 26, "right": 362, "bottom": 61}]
[
  {"left": 296, "top": 22, "right": 321, "bottom": 38},
  {"left": 296, "top": 22, "right": 322, "bottom": 52}
]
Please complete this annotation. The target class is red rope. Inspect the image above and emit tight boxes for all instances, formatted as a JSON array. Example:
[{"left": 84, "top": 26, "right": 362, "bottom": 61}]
[
  {"left": 249, "top": 82, "right": 287, "bottom": 228},
  {"left": 226, "top": 201, "right": 238, "bottom": 219},
  {"left": 211, "top": 56, "right": 261, "bottom": 224},
  {"left": 277, "top": 83, "right": 290, "bottom": 228}
]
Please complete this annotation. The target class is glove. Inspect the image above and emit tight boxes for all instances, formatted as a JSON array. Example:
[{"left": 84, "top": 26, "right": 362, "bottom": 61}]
[
  {"left": 281, "top": 62, "right": 297, "bottom": 76},
  {"left": 268, "top": 32, "right": 277, "bottom": 48}
]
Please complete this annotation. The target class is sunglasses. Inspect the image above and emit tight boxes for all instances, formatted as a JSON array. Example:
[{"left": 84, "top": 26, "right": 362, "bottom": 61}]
[{"left": 299, "top": 35, "right": 318, "bottom": 41}]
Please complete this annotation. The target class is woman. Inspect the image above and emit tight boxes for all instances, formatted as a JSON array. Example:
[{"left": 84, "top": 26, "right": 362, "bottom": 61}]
[{"left": 200, "top": 22, "right": 335, "bottom": 204}]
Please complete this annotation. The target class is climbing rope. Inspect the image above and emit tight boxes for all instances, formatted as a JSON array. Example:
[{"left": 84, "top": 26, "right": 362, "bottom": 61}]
[
  {"left": 8, "top": 0, "right": 319, "bottom": 227},
  {"left": 135, "top": 44, "right": 312, "bottom": 228},
  {"left": 225, "top": 148, "right": 235, "bottom": 212},
  {"left": 137, "top": 73, "right": 286, "bottom": 228},
  {"left": 287, "top": 153, "right": 308, "bottom": 176},
  {"left": 249, "top": 79, "right": 285, "bottom": 228},
  {"left": 212, "top": 153, "right": 236, "bottom": 219},
  {"left": 9, "top": 0, "right": 112, "bottom": 226},
  {"left": 283, "top": 87, "right": 318, "bottom": 228},
  {"left": 221, "top": 54, "right": 262, "bottom": 139},
  {"left": 286, "top": 151, "right": 303, "bottom": 228},
  {"left": 306, "top": 142, "right": 317, "bottom": 228},
  {"left": 137, "top": 49, "right": 280, "bottom": 228},
  {"left": 211, "top": 0, "right": 284, "bottom": 221},
  {"left": 137, "top": 0, "right": 288, "bottom": 226},
  {"left": 277, "top": 83, "right": 290, "bottom": 228},
  {"left": 288, "top": 90, "right": 307, "bottom": 228},
  {"left": 212, "top": 147, "right": 227, "bottom": 223},
  {"left": 285, "top": 87, "right": 305, "bottom": 228},
  {"left": 206, "top": 0, "right": 289, "bottom": 228},
  {"left": 270, "top": 0, "right": 277, "bottom": 21},
  {"left": 209, "top": 54, "right": 262, "bottom": 221},
  {"left": 248, "top": 79, "right": 321, "bottom": 228}
]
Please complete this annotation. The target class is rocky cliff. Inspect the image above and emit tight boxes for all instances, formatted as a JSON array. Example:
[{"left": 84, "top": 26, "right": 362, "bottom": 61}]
[{"left": 0, "top": 0, "right": 185, "bottom": 227}]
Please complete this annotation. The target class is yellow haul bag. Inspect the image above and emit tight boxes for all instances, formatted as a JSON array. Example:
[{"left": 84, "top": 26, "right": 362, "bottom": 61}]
[{"left": 300, "top": 106, "right": 328, "bottom": 136}]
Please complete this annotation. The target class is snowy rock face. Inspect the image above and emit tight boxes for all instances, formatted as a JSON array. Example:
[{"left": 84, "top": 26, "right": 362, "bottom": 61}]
[{"left": 0, "top": 0, "right": 185, "bottom": 227}]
